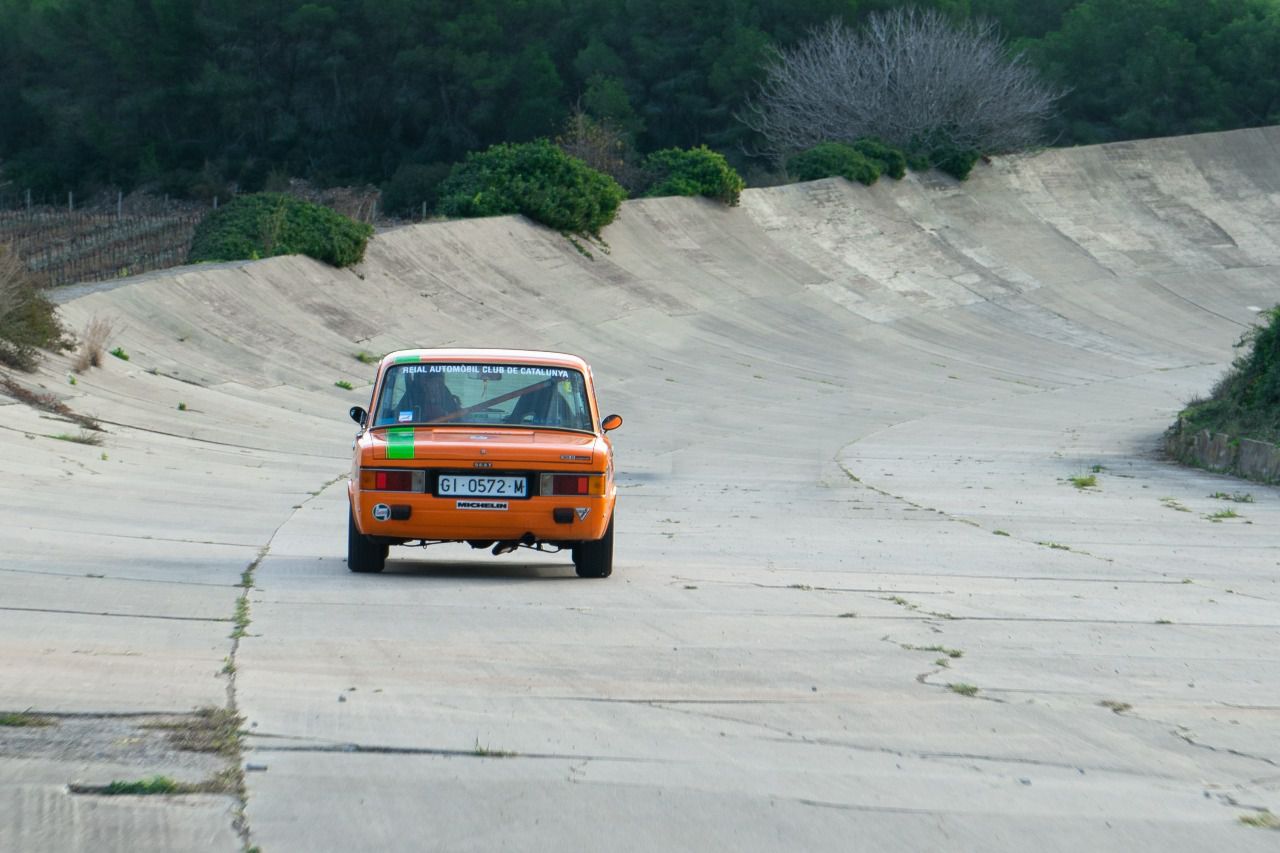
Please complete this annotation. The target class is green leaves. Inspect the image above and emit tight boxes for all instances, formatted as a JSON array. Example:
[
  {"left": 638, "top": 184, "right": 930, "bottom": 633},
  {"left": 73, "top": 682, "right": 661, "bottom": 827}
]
[
  {"left": 437, "top": 141, "right": 625, "bottom": 237},
  {"left": 187, "top": 193, "right": 373, "bottom": 268},
  {"left": 642, "top": 146, "right": 745, "bottom": 206}
]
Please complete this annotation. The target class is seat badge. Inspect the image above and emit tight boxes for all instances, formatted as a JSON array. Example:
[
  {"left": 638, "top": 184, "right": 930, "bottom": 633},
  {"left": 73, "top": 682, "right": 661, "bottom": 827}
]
[
  {"left": 575, "top": 508, "right": 589, "bottom": 521},
  {"left": 372, "top": 504, "right": 391, "bottom": 521}
]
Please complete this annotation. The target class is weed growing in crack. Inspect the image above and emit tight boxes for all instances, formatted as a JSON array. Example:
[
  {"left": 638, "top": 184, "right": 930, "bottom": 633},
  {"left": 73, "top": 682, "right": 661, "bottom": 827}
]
[
  {"left": 1090, "top": 464, "right": 1106, "bottom": 473},
  {"left": 353, "top": 351, "right": 377, "bottom": 364},
  {"left": 1206, "top": 508, "right": 1241, "bottom": 522},
  {"left": 231, "top": 597, "right": 249, "bottom": 638},
  {"left": 0, "top": 711, "right": 54, "bottom": 727},
  {"left": 334, "top": 380, "right": 354, "bottom": 390},
  {"left": 1210, "top": 491, "right": 1253, "bottom": 503},
  {"left": 993, "top": 529, "right": 1010, "bottom": 536},
  {"left": 51, "top": 430, "right": 102, "bottom": 446},
  {"left": 1037, "top": 541, "right": 1071, "bottom": 551},
  {"left": 837, "top": 612, "right": 856, "bottom": 618},
  {"left": 1098, "top": 699, "right": 1132, "bottom": 714},
  {"left": 1154, "top": 618, "right": 1173, "bottom": 625},
  {"left": 1068, "top": 474, "right": 1097, "bottom": 489},
  {"left": 109, "top": 346, "right": 129, "bottom": 361},
  {"left": 1239, "top": 811, "right": 1280, "bottom": 829},
  {"left": 904, "top": 644, "right": 963, "bottom": 658},
  {"left": 144, "top": 707, "right": 243, "bottom": 757},
  {"left": 946, "top": 683, "right": 979, "bottom": 697},
  {"left": 71, "top": 768, "right": 241, "bottom": 797},
  {"left": 472, "top": 738, "right": 516, "bottom": 758},
  {"left": 788, "top": 583, "right": 813, "bottom": 591}
]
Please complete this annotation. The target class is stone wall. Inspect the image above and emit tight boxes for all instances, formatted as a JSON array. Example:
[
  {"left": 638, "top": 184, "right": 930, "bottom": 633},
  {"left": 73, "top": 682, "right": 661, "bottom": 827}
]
[{"left": 1166, "top": 419, "right": 1280, "bottom": 484}]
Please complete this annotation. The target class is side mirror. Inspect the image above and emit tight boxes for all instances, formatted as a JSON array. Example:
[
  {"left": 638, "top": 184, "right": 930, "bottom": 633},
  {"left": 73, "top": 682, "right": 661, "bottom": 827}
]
[
  {"left": 349, "top": 406, "right": 367, "bottom": 426},
  {"left": 601, "top": 413, "right": 623, "bottom": 432}
]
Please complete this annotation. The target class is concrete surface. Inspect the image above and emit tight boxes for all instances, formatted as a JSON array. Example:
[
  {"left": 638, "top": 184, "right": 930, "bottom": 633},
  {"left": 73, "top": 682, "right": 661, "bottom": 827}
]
[{"left": 2, "top": 126, "right": 1279, "bottom": 851}]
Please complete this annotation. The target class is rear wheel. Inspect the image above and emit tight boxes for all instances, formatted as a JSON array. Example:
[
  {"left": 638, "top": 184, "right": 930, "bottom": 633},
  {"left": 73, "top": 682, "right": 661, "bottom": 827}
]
[
  {"left": 348, "top": 508, "right": 387, "bottom": 573},
  {"left": 572, "top": 513, "right": 614, "bottom": 578}
]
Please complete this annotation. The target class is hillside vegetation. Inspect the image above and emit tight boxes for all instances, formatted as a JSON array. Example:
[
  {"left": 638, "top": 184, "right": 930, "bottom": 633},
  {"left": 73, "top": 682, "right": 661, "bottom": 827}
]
[
  {"left": 1179, "top": 307, "right": 1280, "bottom": 446},
  {"left": 2, "top": 0, "right": 1277, "bottom": 199}
]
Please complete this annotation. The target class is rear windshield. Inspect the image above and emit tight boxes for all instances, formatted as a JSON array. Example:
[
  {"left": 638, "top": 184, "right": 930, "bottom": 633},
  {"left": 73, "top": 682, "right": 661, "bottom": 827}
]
[{"left": 372, "top": 363, "right": 593, "bottom": 432}]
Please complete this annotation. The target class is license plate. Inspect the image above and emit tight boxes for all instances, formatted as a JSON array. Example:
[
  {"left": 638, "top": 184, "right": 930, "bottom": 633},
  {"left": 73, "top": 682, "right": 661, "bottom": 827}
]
[{"left": 437, "top": 475, "right": 527, "bottom": 498}]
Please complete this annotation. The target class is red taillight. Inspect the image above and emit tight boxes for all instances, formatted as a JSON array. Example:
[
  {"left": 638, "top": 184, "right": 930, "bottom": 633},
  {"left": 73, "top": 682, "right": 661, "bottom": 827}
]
[
  {"left": 376, "top": 470, "right": 414, "bottom": 491},
  {"left": 552, "top": 475, "right": 588, "bottom": 495}
]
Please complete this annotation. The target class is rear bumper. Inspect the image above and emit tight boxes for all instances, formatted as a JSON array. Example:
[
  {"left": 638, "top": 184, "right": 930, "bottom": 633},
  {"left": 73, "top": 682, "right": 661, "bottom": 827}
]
[{"left": 351, "top": 488, "right": 613, "bottom": 542}]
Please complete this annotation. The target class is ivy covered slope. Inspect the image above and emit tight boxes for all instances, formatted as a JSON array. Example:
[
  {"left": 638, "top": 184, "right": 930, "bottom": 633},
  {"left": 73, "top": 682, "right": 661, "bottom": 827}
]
[{"left": 1179, "top": 306, "right": 1280, "bottom": 445}]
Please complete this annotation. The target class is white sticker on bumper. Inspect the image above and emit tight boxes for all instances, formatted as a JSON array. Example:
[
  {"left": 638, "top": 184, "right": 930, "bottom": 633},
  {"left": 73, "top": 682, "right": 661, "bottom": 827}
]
[{"left": 456, "top": 500, "right": 508, "bottom": 511}]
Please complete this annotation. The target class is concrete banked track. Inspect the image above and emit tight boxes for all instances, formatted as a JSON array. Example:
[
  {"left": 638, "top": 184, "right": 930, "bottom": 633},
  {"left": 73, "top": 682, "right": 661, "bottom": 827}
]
[{"left": 2, "top": 127, "right": 1279, "bottom": 851}]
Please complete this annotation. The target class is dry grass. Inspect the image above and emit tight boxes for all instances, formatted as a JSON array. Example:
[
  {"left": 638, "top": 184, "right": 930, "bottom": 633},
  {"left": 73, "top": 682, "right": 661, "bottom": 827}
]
[
  {"left": 72, "top": 316, "right": 116, "bottom": 372},
  {"left": 0, "top": 243, "right": 66, "bottom": 370}
]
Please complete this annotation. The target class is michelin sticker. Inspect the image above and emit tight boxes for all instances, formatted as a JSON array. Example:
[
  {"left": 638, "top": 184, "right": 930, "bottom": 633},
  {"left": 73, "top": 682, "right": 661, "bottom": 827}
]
[
  {"left": 372, "top": 503, "right": 391, "bottom": 521},
  {"left": 456, "top": 500, "right": 508, "bottom": 511}
]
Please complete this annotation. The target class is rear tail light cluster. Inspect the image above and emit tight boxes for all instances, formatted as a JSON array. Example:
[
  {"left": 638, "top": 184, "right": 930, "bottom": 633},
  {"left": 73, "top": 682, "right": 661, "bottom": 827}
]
[
  {"left": 540, "top": 473, "right": 604, "bottom": 496},
  {"left": 359, "top": 468, "right": 426, "bottom": 492}
]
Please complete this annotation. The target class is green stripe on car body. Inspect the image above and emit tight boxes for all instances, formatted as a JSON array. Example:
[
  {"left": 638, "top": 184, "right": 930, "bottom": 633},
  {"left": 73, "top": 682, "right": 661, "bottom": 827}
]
[
  {"left": 394, "top": 354, "right": 419, "bottom": 364},
  {"left": 387, "top": 426, "right": 415, "bottom": 459}
]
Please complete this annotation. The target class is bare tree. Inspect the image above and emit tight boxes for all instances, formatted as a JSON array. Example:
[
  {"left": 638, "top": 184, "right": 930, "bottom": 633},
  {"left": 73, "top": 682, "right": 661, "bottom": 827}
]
[
  {"left": 740, "top": 9, "right": 1065, "bottom": 164},
  {"left": 555, "top": 108, "right": 646, "bottom": 193}
]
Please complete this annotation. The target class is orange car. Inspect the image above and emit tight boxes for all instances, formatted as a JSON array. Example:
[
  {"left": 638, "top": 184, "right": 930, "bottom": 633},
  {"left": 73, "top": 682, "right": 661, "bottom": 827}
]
[{"left": 346, "top": 349, "right": 621, "bottom": 577}]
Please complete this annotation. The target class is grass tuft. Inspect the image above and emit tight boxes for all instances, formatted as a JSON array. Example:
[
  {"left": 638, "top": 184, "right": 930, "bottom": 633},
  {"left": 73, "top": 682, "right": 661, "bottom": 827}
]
[
  {"left": 72, "top": 316, "right": 116, "bottom": 372},
  {"left": 1068, "top": 474, "right": 1097, "bottom": 489},
  {"left": 1098, "top": 699, "right": 1132, "bottom": 714},
  {"left": 1239, "top": 811, "right": 1280, "bottom": 829},
  {"left": 51, "top": 430, "right": 103, "bottom": 446},
  {"left": 109, "top": 346, "right": 129, "bottom": 361},
  {"left": 0, "top": 711, "right": 55, "bottom": 727},
  {"left": 334, "top": 380, "right": 354, "bottom": 390},
  {"left": 946, "top": 683, "right": 979, "bottom": 697}
]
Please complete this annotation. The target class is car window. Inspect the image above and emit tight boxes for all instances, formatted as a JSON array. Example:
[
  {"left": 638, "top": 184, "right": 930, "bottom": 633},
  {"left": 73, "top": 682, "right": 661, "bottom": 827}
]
[{"left": 372, "top": 363, "right": 593, "bottom": 431}]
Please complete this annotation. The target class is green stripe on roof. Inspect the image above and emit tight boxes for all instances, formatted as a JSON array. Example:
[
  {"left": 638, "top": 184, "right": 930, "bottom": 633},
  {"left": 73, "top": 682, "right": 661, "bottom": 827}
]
[
  {"left": 386, "top": 426, "right": 415, "bottom": 459},
  {"left": 394, "top": 354, "right": 420, "bottom": 364}
]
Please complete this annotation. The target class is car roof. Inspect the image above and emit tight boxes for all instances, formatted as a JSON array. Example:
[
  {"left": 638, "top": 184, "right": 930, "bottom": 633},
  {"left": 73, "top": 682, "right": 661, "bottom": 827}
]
[{"left": 379, "top": 348, "right": 591, "bottom": 371}]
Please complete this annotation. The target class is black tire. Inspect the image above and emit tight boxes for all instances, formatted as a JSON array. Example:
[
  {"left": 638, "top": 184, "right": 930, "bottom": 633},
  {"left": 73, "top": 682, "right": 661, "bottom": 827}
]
[
  {"left": 348, "top": 508, "right": 387, "bottom": 573},
  {"left": 572, "top": 512, "right": 614, "bottom": 578}
]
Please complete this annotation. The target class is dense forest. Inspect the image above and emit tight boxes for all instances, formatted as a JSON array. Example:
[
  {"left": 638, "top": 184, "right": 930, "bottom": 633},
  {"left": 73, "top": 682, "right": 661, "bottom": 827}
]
[{"left": 1, "top": 0, "right": 1278, "bottom": 200}]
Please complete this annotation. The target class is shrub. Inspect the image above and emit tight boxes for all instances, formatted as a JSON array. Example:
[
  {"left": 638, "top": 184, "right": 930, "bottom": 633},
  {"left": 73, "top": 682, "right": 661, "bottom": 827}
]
[
  {"left": 437, "top": 140, "right": 625, "bottom": 237},
  {"left": 381, "top": 162, "right": 452, "bottom": 219},
  {"left": 851, "top": 138, "right": 907, "bottom": 180},
  {"left": 187, "top": 193, "right": 373, "bottom": 268},
  {"left": 0, "top": 244, "right": 67, "bottom": 371},
  {"left": 1179, "top": 305, "right": 1280, "bottom": 444},
  {"left": 786, "top": 143, "right": 883, "bottom": 185},
  {"left": 642, "top": 146, "right": 746, "bottom": 206},
  {"left": 926, "top": 144, "right": 982, "bottom": 181}
]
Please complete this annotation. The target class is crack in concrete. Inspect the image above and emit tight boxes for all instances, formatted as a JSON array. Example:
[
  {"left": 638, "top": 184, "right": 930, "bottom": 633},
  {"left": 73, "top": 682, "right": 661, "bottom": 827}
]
[
  {"left": 0, "top": 566, "right": 244, "bottom": 588},
  {"left": 91, "top": 417, "right": 348, "bottom": 460},
  {"left": 247, "top": 741, "right": 657, "bottom": 763},
  {"left": 0, "top": 605, "right": 229, "bottom": 622}
]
